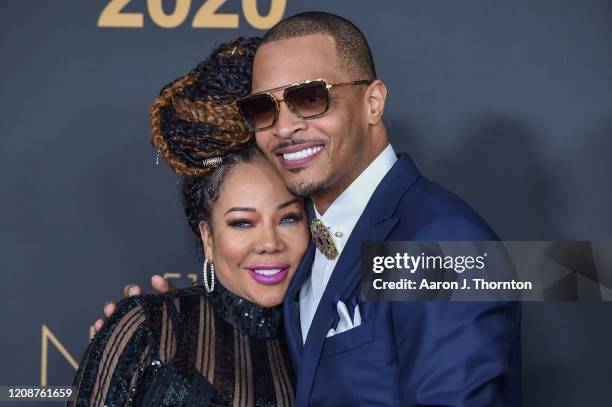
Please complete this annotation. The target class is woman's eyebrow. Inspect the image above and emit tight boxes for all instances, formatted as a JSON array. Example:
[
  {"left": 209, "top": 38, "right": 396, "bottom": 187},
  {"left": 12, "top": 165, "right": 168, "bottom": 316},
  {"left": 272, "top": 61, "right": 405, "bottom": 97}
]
[
  {"left": 225, "top": 207, "right": 256, "bottom": 214},
  {"left": 224, "top": 199, "right": 300, "bottom": 214},
  {"left": 277, "top": 198, "right": 301, "bottom": 209}
]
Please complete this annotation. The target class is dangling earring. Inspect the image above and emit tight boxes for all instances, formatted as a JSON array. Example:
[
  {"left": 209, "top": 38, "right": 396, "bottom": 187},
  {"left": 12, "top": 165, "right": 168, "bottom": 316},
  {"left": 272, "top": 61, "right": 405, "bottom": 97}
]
[{"left": 202, "top": 257, "right": 215, "bottom": 293}]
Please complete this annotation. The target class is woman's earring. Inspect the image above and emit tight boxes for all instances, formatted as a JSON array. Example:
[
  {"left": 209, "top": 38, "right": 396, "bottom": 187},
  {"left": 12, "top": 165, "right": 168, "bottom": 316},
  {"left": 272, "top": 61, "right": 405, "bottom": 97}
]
[{"left": 202, "top": 257, "right": 215, "bottom": 293}]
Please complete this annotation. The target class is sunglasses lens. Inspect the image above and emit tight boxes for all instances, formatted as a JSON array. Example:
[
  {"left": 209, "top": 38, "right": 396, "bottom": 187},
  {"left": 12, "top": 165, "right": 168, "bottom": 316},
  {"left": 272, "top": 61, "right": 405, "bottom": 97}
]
[
  {"left": 285, "top": 81, "right": 329, "bottom": 118},
  {"left": 236, "top": 94, "right": 276, "bottom": 130}
]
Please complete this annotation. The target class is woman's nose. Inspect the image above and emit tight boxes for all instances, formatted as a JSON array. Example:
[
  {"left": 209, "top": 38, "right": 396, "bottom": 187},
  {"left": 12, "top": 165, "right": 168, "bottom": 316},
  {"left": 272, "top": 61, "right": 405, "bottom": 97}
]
[{"left": 254, "top": 224, "right": 285, "bottom": 253}]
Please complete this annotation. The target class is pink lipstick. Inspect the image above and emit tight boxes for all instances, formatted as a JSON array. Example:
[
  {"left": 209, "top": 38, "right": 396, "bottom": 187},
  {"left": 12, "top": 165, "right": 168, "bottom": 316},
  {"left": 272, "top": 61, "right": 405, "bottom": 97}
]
[{"left": 246, "top": 264, "right": 290, "bottom": 285}]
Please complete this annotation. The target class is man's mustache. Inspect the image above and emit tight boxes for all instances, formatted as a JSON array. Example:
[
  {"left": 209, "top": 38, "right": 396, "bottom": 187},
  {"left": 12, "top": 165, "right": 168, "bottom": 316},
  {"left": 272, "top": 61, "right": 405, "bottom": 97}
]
[{"left": 271, "top": 139, "right": 326, "bottom": 154}]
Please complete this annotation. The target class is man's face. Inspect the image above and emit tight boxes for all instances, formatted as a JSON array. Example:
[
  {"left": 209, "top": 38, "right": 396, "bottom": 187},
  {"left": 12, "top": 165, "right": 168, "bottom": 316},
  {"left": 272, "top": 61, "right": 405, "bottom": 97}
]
[{"left": 252, "top": 34, "right": 371, "bottom": 200}]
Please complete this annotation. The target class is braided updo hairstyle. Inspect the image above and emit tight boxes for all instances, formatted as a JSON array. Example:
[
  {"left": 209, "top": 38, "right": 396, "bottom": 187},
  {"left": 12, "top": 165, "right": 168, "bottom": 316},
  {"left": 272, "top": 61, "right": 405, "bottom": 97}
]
[
  {"left": 150, "top": 36, "right": 264, "bottom": 246},
  {"left": 150, "top": 36, "right": 261, "bottom": 176}
]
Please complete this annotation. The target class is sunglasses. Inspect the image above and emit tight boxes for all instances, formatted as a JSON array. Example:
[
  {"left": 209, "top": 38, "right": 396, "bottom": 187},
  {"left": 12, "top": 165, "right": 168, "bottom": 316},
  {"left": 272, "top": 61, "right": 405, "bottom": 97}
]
[{"left": 235, "top": 78, "right": 372, "bottom": 132}]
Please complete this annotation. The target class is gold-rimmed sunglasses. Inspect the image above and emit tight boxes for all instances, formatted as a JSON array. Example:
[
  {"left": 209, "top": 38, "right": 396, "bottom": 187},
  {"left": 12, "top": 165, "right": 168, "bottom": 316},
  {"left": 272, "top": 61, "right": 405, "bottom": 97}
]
[{"left": 235, "top": 78, "right": 373, "bottom": 132}]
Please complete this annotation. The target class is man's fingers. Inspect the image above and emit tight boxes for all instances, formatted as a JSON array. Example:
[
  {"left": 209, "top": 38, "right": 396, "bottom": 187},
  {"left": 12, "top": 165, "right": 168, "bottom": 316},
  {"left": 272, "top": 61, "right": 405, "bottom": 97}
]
[
  {"left": 122, "top": 284, "right": 142, "bottom": 297},
  {"left": 151, "top": 275, "right": 175, "bottom": 293},
  {"left": 96, "top": 278, "right": 175, "bottom": 334},
  {"left": 103, "top": 301, "right": 117, "bottom": 318},
  {"left": 94, "top": 318, "right": 105, "bottom": 333}
]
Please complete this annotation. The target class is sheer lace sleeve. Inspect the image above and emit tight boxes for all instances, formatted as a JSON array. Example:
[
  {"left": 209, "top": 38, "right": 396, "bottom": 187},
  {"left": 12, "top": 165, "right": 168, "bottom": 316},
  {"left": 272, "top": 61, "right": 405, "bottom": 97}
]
[{"left": 69, "top": 296, "right": 151, "bottom": 407}]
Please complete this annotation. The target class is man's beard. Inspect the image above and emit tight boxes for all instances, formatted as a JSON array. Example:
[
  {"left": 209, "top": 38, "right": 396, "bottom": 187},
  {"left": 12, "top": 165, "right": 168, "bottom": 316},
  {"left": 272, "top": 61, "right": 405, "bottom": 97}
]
[
  {"left": 268, "top": 149, "right": 333, "bottom": 198},
  {"left": 286, "top": 177, "right": 329, "bottom": 198}
]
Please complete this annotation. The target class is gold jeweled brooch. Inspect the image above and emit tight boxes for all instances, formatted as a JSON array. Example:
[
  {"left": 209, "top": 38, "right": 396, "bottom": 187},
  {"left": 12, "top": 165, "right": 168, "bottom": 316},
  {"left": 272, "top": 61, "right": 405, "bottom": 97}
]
[{"left": 310, "top": 219, "right": 339, "bottom": 260}]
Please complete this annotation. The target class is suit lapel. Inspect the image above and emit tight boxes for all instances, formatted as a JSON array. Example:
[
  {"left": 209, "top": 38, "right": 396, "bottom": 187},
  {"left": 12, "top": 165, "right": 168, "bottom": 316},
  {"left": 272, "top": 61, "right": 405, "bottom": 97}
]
[
  {"left": 283, "top": 242, "right": 315, "bottom": 369},
  {"left": 294, "top": 154, "right": 421, "bottom": 406}
]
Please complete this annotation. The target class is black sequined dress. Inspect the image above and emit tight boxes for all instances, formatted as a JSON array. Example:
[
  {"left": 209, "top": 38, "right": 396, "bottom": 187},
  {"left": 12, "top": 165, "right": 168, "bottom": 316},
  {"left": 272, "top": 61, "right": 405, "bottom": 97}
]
[{"left": 70, "top": 282, "right": 295, "bottom": 406}]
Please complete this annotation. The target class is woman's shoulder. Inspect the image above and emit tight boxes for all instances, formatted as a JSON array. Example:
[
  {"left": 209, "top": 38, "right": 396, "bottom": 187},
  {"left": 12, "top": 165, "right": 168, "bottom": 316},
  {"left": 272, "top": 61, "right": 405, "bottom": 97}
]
[
  {"left": 94, "top": 286, "right": 199, "bottom": 341},
  {"left": 102, "top": 285, "right": 210, "bottom": 361},
  {"left": 133, "top": 284, "right": 210, "bottom": 319},
  {"left": 167, "top": 284, "right": 209, "bottom": 302}
]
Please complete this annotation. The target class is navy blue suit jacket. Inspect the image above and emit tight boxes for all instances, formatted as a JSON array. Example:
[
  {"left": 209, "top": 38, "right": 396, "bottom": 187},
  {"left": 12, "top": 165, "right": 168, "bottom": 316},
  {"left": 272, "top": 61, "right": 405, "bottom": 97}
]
[{"left": 283, "top": 153, "right": 521, "bottom": 406}]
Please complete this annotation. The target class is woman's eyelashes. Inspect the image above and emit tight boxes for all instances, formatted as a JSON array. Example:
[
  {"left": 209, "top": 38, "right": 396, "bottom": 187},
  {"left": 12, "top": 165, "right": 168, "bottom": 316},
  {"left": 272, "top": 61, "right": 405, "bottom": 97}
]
[
  {"left": 226, "top": 212, "right": 304, "bottom": 229},
  {"left": 227, "top": 217, "right": 253, "bottom": 229},
  {"left": 280, "top": 212, "right": 304, "bottom": 225}
]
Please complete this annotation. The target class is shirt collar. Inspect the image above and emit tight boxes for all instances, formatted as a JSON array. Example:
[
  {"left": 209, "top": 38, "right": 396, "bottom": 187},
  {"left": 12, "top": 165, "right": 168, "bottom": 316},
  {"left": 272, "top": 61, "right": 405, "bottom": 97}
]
[{"left": 314, "top": 144, "right": 397, "bottom": 236}]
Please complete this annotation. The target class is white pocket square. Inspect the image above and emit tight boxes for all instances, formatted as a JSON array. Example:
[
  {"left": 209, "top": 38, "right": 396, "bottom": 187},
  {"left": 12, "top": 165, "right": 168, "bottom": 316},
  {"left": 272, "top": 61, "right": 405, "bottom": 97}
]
[{"left": 326, "top": 300, "right": 362, "bottom": 338}]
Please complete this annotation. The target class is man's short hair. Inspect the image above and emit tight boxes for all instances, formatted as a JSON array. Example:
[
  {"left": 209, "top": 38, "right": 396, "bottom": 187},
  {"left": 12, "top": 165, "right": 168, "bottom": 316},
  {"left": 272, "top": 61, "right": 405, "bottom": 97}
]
[{"left": 261, "top": 11, "right": 377, "bottom": 80}]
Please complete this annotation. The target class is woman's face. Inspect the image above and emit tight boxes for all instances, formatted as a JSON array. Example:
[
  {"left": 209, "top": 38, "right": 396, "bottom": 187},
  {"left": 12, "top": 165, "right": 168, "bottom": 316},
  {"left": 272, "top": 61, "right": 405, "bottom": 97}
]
[{"left": 199, "top": 157, "right": 310, "bottom": 307}]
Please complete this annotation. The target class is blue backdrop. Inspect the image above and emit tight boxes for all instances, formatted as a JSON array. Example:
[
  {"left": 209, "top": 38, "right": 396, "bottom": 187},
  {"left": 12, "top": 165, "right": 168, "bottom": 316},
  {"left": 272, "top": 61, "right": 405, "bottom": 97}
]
[{"left": 1, "top": 1, "right": 611, "bottom": 405}]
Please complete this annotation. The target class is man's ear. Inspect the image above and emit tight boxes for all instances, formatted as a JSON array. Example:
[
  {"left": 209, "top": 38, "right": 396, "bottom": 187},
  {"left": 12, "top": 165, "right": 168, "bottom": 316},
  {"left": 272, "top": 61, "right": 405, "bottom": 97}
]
[
  {"left": 198, "top": 221, "right": 213, "bottom": 261},
  {"left": 365, "top": 79, "right": 387, "bottom": 126}
]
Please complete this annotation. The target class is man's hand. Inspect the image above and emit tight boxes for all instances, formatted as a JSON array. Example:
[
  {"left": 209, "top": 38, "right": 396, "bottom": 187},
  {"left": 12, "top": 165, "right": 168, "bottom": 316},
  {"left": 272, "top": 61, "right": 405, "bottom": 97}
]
[{"left": 93, "top": 275, "right": 175, "bottom": 332}]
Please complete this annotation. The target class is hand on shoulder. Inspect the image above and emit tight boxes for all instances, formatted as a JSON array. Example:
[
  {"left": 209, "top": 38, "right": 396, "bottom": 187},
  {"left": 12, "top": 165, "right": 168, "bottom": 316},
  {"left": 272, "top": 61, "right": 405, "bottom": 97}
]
[{"left": 93, "top": 275, "right": 176, "bottom": 332}]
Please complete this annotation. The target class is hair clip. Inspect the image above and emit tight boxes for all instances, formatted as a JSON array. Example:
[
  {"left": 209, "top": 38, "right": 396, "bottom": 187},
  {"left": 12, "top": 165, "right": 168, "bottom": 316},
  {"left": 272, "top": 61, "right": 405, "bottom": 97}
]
[
  {"left": 202, "top": 156, "right": 223, "bottom": 167},
  {"left": 231, "top": 46, "right": 237, "bottom": 56}
]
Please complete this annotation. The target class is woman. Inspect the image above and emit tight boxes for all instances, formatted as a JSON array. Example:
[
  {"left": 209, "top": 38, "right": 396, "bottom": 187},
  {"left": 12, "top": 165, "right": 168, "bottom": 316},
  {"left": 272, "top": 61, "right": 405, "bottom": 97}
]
[{"left": 70, "top": 37, "right": 309, "bottom": 406}]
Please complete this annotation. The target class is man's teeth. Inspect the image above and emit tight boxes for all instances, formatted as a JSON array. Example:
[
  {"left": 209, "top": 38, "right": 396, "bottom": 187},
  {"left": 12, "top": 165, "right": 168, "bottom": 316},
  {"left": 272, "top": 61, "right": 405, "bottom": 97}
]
[
  {"left": 282, "top": 146, "right": 323, "bottom": 161},
  {"left": 253, "top": 268, "right": 282, "bottom": 276}
]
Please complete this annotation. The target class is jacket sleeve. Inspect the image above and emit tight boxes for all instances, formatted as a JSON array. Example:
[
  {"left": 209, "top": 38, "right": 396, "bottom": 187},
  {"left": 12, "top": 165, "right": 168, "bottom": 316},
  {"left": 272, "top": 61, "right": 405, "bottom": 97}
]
[
  {"left": 392, "top": 301, "right": 521, "bottom": 406},
  {"left": 392, "top": 215, "right": 522, "bottom": 406},
  {"left": 69, "top": 296, "right": 151, "bottom": 407}
]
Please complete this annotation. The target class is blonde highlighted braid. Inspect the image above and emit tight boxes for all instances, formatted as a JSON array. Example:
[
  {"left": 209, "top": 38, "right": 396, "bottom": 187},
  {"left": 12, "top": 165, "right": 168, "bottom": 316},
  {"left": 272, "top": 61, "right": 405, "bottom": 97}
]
[{"left": 150, "top": 37, "right": 261, "bottom": 176}]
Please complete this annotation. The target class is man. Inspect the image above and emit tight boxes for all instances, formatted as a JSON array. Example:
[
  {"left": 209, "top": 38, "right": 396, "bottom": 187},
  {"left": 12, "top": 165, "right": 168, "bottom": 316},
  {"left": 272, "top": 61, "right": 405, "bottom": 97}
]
[{"left": 100, "top": 12, "right": 521, "bottom": 406}]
